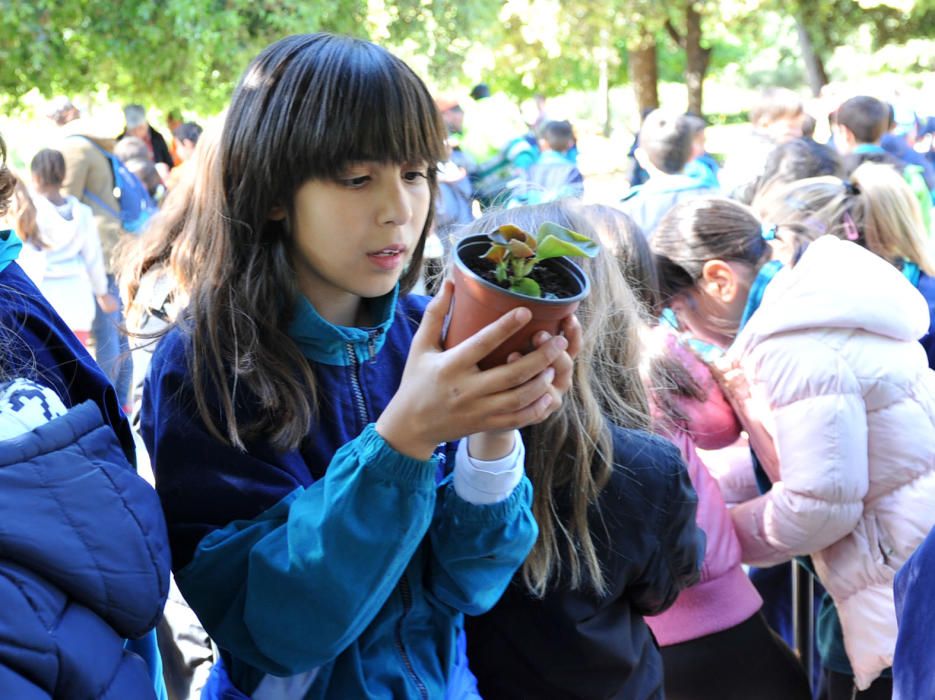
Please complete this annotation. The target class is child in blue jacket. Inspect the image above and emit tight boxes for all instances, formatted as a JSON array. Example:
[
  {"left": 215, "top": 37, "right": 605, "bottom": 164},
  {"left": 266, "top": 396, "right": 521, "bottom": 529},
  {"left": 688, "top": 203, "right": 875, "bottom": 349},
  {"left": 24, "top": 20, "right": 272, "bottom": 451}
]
[
  {"left": 137, "top": 34, "right": 578, "bottom": 699},
  {"left": 0, "top": 136, "right": 169, "bottom": 699}
]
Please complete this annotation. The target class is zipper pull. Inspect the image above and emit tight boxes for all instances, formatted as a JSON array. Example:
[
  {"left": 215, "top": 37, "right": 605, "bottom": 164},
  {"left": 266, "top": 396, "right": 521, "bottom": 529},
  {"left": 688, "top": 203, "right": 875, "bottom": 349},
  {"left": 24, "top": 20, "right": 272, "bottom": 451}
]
[{"left": 367, "top": 330, "right": 382, "bottom": 363}]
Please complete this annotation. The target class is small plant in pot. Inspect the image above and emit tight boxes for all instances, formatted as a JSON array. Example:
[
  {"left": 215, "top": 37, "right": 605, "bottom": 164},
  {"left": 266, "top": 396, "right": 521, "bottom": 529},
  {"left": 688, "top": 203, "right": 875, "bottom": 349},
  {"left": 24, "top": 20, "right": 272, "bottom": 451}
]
[{"left": 444, "top": 222, "right": 599, "bottom": 369}]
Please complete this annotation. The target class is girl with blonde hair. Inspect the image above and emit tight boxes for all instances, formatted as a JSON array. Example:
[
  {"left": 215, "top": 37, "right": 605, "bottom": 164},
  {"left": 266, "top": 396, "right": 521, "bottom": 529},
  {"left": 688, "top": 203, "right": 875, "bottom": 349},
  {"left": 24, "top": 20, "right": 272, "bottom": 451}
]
[
  {"left": 464, "top": 200, "right": 703, "bottom": 700},
  {"left": 755, "top": 161, "right": 935, "bottom": 367}
]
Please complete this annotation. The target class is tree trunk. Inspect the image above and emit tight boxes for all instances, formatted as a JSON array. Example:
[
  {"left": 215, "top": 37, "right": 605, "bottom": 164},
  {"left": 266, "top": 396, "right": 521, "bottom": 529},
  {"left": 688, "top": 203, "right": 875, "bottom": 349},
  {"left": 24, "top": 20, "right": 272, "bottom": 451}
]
[
  {"left": 684, "top": 2, "right": 711, "bottom": 116},
  {"left": 795, "top": 15, "right": 828, "bottom": 96},
  {"left": 596, "top": 29, "right": 613, "bottom": 136},
  {"left": 628, "top": 33, "right": 659, "bottom": 117}
]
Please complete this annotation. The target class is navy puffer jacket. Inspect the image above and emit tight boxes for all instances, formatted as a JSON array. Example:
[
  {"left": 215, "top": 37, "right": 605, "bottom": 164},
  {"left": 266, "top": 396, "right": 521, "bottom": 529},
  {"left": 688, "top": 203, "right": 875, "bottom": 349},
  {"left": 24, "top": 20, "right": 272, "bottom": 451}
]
[{"left": 0, "top": 399, "right": 170, "bottom": 698}]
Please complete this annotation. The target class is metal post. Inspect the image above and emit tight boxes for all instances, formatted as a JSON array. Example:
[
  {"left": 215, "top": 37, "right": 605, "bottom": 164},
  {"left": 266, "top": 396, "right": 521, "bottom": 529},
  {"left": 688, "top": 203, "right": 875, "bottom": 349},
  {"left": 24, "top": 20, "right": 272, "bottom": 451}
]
[{"left": 792, "top": 561, "right": 815, "bottom": 686}]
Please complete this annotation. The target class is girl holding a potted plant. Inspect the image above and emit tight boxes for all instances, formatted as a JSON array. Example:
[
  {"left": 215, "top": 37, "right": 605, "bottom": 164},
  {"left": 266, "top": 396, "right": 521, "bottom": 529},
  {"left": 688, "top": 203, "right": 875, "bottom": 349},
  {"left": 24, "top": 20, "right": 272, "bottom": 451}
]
[
  {"left": 462, "top": 201, "right": 705, "bottom": 700},
  {"left": 137, "top": 34, "right": 580, "bottom": 700}
]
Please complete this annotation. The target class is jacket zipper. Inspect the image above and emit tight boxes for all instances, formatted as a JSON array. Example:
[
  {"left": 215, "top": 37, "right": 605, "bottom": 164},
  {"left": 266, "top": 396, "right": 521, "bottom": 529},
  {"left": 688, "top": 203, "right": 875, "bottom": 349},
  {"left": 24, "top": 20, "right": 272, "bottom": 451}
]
[
  {"left": 349, "top": 337, "right": 427, "bottom": 698},
  {"left": 345, "top": 342, "right": 369, "bottom": 427},
  {"left": 395, "top": 574, "right": 429, "bottom": 700}
]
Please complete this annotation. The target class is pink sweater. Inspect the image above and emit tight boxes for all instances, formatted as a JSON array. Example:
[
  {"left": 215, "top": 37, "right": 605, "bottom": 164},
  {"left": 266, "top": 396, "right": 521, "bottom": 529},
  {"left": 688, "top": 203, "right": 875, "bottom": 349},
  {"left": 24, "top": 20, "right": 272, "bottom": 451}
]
[{"left": 645, "top": 332, "right": 762, "bottom": 646}]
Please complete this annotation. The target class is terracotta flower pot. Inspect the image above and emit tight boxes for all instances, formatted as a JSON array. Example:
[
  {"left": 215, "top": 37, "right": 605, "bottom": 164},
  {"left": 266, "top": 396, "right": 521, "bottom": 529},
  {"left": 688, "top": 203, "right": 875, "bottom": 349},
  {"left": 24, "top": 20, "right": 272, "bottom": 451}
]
[{"left": 443, "top": 234, "right": 590, "bottom": 369}]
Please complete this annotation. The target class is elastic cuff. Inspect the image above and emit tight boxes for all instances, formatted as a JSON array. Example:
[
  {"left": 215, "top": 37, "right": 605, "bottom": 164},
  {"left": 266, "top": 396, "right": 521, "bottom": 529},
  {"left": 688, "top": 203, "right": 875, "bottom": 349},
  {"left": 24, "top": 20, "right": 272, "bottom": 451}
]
[
  {"left": 453, "top": 431, "right": 524, "bottom": 505},
  {"left": 442, "top": 475, "right": 533, "bottom": 524},
  {"left": 358, "top": 423, "right": 438, "bottom": 486}
]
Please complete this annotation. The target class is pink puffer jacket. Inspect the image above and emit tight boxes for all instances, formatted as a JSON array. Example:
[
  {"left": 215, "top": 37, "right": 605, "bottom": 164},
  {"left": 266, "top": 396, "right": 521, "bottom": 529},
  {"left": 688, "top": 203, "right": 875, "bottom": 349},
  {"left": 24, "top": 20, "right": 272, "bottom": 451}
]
[
  {"left": 645, "top": 329, "right": 762, "bottom": 645},
  {"left": 725, "top": 237, "right": 935, "bottom": 689}
]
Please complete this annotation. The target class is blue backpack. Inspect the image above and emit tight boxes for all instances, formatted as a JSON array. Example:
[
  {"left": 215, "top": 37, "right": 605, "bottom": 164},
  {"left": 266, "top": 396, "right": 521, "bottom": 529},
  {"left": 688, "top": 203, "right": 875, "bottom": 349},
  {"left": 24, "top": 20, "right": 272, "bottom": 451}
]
[{"left": 76, "top": 137, "right": 157, "bottom": 234}]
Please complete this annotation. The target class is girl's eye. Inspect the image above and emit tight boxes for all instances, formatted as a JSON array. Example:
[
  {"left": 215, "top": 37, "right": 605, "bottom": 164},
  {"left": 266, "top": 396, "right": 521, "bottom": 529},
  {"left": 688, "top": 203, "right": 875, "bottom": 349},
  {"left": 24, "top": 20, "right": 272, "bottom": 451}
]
[
  {"left": 403, "top": 169, "right": 428, "bottom": 183},
  {"left": 340, "top": 175, "right": 370, "bottom": 188}
]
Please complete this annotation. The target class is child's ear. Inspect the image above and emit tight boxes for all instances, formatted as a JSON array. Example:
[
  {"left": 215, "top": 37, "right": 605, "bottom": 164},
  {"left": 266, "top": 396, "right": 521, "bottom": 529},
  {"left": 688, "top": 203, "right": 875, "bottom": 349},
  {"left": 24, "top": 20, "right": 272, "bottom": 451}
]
[
  {"left": 832, "top": 123, "right": 856, "bottom": 149},
  {"left": 700, "top": 259, "right": 741, "bottom": 303},
  {"left": 268, "top": 206, "right": 287, "bottom": 221}
]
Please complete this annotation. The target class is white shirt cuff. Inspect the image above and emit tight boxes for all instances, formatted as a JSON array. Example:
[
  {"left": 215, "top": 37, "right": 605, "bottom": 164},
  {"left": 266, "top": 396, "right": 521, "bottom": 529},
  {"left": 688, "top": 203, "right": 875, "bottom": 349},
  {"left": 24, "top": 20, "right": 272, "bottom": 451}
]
[{"left": 453, "top": 430, "right": 525, "bottom": 505}]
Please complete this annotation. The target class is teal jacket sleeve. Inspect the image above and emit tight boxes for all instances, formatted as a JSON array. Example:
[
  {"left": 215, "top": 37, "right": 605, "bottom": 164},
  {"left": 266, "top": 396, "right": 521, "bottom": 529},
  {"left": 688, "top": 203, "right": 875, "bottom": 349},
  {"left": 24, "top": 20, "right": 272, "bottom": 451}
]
[
  {"left": 172, "top": 425, "right": 439, "bottom": 676},
  {"left": 428, "top": 475, "right": 538, "bottom": 615}
]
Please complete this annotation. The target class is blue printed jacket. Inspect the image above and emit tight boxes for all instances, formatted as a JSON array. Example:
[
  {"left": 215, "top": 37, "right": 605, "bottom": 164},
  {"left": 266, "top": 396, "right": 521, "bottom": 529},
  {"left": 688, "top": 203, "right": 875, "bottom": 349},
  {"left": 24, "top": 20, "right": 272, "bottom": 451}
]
[{"left": 140, "top": 289, "right": 538, "bottom": 699}]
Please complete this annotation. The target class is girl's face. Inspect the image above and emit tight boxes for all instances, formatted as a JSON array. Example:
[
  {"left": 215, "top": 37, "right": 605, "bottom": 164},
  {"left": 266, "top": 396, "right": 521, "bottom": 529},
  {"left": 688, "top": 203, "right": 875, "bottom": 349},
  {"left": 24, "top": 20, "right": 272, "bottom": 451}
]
[
  {"left": 667, "top": 259, "right": 752, "bottom": 349},
  {"left": 287, "top": 160, "right": 431, "bottom": 326},
  {"left": 759, "top": 113, "right": 805, "bottom": 144}
]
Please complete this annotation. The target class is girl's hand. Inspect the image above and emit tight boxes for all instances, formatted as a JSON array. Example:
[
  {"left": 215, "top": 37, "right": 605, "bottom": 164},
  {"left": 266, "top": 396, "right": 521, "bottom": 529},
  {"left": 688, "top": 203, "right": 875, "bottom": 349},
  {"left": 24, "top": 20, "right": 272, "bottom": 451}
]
[
  {"left": 462, "top": 315, "right": 582, "bottom": 460},
  {"left": 711, "top": 358, "right": 780, "bottom": 480},
  {"left": 96, "top": 293, "right": 119, "bottom": 314},
  {"left": 376, "top": 280, "right": 574, "bottom": 460},
  {"left": 506, "top": 313, "right": 581, "bottom": 413}
]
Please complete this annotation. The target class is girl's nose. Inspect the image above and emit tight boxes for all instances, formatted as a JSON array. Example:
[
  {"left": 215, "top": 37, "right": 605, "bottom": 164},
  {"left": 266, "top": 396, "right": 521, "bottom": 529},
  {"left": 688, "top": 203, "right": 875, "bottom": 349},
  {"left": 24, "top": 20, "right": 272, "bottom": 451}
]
[{"left": 381, "top": 178, "right": 413, "bottom": 226}]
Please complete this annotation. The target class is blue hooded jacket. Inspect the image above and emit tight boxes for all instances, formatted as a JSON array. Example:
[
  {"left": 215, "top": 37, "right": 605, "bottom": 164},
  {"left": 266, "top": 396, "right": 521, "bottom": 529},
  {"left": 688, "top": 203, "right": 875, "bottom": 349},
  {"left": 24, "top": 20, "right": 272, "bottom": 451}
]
[
  {"left": 0, "top": 231, "right": 171, "bottom": 698},
  {"left": 0, "top": 400, "right": 171, "bottom": 698},
  {"left": 140, "top": 289, "right": 537, "bottom": 699}
]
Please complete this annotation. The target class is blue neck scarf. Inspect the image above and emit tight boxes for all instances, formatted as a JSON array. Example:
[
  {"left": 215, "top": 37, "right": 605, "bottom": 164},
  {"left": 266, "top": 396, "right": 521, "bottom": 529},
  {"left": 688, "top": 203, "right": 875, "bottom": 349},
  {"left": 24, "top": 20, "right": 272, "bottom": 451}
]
[
  {"left": 852, "top": 143, "right": 887, "bottom": 156},
  {"left": 0, "top": 229, "right": 22, "bottom": 274},
  {"left": 902, "top": 260, "right": 921, "bottom": 287},
  {"left": 739, "top": 260, "right": 783, "bottom": 330}
]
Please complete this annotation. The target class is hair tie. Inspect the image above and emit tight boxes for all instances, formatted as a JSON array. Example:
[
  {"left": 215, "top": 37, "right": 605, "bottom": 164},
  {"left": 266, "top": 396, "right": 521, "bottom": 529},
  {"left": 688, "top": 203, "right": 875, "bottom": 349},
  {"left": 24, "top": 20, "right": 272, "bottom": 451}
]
[
  {"left": 761, "top": 224, "right": 777, "bottom": 241},
  {"left": 842, "top": 180, "right": 860, "bottom": 196}
]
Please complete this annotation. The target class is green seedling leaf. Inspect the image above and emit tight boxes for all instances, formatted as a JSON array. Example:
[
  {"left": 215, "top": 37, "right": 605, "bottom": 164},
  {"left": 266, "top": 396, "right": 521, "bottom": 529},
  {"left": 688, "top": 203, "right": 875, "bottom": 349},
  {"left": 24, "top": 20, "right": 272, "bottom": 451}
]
[
  {"left": 510, "top": 277, "right": 541, "bottom": 297},
  {"left": 497, "top": 224, "right": 528, "bottom": 241},
  {"left": 491, "top": 225, "right": 537, "bottom": 251},
  {"left": 483, "top": 244, "right": 508, "bottom": 264},
  {"left": 535, "top": 222, "right": 601, "bottom": 260},
  {"left": 508, "top": 239, "right": 536, "bottom": 258}
]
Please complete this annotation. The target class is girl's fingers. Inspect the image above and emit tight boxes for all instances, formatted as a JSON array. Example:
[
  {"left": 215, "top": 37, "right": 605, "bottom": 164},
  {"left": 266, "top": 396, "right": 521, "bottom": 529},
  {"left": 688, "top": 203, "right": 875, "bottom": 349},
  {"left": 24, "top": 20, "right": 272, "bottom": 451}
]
[
  {"left": 478, "top": 367, "right": 555, "bottom": 417},
  {"left": 475, "top": 334, "right": 567, "bottom": 393},
  {"left": 482, "top": 392, "right": 555, "bottom": 432},
  {"left": 559, "top": 314, "right": 583, "bottom": 359},
  {"left": 446, "top": 306, "right": 533, "bottom": 366},
  {"left": 549, "top": 347, "right": 574, "bottom": 394},
  {"left": 411, "top": 279, "right": 453, "bottom": 353}
]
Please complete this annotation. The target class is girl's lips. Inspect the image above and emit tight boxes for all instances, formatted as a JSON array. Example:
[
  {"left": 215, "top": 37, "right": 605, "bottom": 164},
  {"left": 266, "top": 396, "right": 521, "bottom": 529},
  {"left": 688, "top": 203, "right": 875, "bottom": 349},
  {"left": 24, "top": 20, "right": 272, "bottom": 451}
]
[
  {"left": 367, "top": 247, "right": 407, "bottom": 270},
  {"left": 367, "top": 244, "right": 407, "bottom": 255}
]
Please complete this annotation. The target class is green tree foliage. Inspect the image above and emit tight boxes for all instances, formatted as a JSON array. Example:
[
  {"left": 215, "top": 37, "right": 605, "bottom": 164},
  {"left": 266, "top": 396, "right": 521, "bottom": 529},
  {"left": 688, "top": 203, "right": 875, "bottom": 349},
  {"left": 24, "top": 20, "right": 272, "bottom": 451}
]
[
  {"left": 0, "top": 0, "right": 504, "bottom": 113},
  {"left": 1, "top": 0, "right": 933, "bottom": 115}
]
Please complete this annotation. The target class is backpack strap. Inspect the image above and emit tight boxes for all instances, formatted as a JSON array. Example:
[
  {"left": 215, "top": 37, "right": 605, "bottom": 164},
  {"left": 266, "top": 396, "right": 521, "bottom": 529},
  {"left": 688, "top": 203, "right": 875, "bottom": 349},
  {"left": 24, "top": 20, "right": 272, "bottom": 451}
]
[{"left": 68, "top": 135, "right": 121, "bottom": 218}]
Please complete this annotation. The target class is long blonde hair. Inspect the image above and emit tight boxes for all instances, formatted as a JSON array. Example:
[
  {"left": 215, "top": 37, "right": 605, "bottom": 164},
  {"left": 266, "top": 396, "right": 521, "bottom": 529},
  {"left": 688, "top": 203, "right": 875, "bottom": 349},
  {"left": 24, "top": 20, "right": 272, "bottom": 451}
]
[
  {"left": 460, "top": 201, "right": 650, "bottom": 598},
  {"left": 753, "top": 162, "right": 935, "bottom": 274}
]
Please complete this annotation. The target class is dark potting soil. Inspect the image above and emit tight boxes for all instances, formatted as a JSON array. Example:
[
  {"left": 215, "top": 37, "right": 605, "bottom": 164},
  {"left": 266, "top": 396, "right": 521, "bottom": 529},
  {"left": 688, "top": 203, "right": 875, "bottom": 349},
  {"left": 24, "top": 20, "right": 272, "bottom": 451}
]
[{"left": 468, "top": 256, "right": 579, "bottom": 299}]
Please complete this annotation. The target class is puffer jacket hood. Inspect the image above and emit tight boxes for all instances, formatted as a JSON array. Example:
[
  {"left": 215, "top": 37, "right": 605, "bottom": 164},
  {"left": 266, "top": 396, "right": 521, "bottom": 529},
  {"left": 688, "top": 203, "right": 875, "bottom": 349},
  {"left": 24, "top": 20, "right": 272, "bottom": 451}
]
[
  {"left": 0, "top": 399, "right": 170, "bottom": 638},
  {"left": 734, "top": 235, "right": 929, "bottom": 354}
]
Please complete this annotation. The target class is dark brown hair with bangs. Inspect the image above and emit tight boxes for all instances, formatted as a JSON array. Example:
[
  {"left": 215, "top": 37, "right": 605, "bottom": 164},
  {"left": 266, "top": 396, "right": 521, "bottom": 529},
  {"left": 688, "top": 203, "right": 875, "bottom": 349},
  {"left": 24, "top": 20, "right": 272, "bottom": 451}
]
[
  {"left": 651, "top": 198, "right": 772, "bottom": 304},
  {"left": 184, "top": 33, "right": 447, "bottom": 450}
]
